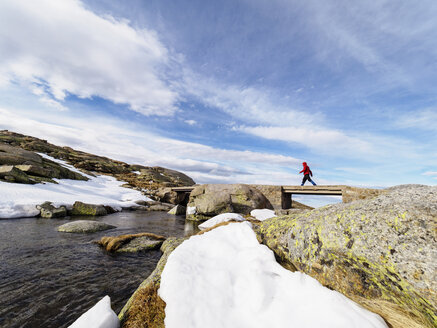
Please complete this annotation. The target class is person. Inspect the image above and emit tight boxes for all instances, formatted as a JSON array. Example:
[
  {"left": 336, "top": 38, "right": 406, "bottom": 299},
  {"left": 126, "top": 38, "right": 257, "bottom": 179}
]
[{"left": 299, "top": 162, "right": 317, "bottom": 186}]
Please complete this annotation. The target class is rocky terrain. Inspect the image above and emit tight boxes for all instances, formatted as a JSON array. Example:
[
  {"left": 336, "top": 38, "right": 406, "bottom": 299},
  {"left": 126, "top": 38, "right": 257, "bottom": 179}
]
[
  {"left": 0, "top": 130, "right": 195, "bottom": 198},
  {"left": 256, "top": 184, "right": 437, "bottom": 328}
]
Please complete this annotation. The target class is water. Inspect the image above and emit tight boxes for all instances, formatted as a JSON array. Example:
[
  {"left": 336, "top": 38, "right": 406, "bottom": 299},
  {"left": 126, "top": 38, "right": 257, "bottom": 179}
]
[{"left": 0, "top": 211, "right": 195, "bottom": 328}]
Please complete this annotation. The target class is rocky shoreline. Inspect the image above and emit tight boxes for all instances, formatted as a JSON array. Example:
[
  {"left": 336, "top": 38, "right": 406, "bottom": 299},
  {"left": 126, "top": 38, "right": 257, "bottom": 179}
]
[{"left": 1, "top": 131, "right": 435, "bottom": 328}]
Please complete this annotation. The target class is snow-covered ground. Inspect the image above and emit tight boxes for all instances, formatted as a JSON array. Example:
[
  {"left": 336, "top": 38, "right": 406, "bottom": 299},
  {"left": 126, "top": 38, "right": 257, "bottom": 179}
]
[
  {"left": 159, "top": 222, "right": 388, "bottom": 328},
  {"left": 0, "top": 154, "right": 150, "bottom": 219}
]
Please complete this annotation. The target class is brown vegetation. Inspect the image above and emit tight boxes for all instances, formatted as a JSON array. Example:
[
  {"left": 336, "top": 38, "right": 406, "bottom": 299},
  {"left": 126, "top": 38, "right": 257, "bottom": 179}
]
[
  {"left": 121, "top": 283, "right": 166, "bottom": 328},
  {"left": 97, "top": 232, "right": 166, "bottom": 252}
]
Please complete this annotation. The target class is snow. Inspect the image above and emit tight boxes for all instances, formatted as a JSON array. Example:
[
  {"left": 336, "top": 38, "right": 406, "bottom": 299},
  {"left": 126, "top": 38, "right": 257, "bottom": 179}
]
[
  {"left": 159, "top": 222, "right": 388, "bottom": 328},
  {"left": 250, "top": 209, "right": 277, "bottom": 221},
  {"left": 187, "top": 206, "right": 196, "bottom": 215},
  {"left": 0, "top": 155, "right": 151, "bottom": 219},
  {"left": 69, "top": 295, "right": 119, "bottom": 328},
  {"left": 198, "top": 213, "right": 245, "bottom": 230}
]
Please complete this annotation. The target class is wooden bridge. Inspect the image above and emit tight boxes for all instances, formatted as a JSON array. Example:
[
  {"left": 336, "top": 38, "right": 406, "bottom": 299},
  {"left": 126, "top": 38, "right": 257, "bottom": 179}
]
[{"left": 171, "top": 185, "right": 344, "bottom": 209}]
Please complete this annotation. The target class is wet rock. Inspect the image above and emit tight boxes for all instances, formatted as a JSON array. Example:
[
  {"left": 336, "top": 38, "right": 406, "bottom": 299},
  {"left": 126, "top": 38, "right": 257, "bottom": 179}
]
[
  {"left": 57, "top": 220, "right": 116, "bottom": 233},
  {"left": 257, "top": 184, "right": 437, "bottom": 328},
  {"left": 147, "top": 202, "right": 174, "bottom": 212},
  {"left": 97, "top": 232, "right": 166, "bottom": 253},
  {"left": 37, "top": 201, "right": 67, "bottom": 218},
  {"left": 168, "top": 204, "right": 186, "bottom": 215},
  {"left": 71, "top": 201, "right": 108, "bottom": 216},
  {"left": 186, "top": 184, "right": 273, "bottom": 221}
]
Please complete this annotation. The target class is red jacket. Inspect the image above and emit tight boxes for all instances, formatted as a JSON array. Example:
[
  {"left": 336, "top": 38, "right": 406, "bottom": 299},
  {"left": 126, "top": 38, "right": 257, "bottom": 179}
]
[{"left": 299, "top": 164, "right": 312, "bottom": 176}]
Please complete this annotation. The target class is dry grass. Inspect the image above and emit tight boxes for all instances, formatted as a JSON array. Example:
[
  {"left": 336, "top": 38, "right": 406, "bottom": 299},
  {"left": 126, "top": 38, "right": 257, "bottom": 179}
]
[
  {"left": 121, "top": 283, "right": 166, "bottom": 328},
  {"left": 98, "top": 232, "right": 166, "bottom": 252},
  {"left": 352, "top": 297, "right": 431, "bottom": 328}
]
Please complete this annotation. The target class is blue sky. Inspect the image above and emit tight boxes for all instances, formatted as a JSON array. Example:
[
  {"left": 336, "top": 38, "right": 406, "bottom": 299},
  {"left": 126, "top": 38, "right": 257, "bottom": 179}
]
[{"left": 0, "top": 0, "right": 436, "bottom": 189}]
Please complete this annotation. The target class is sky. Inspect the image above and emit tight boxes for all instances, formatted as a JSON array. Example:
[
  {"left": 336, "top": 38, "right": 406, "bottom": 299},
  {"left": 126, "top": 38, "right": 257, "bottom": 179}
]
[{"left": 0, "top": 0, "right": 436, "bottom": 190}]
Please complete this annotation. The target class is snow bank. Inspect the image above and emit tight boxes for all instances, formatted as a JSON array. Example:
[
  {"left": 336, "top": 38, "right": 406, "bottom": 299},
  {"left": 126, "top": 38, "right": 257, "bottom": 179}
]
[
  {"left": 250, "top": 209, "right": 277, "bottom": 221},
  {"left": 69, "top": 295, "right": 119, "bottom": 328},
  {"left": 159, "top": 222, "right": 387, "bottom": 328},
  {"left": 0, "top": 155, "right": 151, "bottom": 219},
  {"left": 198, "top": 213, "right": 245, "bottom": 230}
]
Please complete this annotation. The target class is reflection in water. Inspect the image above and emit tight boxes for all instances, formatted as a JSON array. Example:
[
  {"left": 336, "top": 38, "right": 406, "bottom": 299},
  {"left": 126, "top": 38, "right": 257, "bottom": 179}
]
[{"left": 0, "top": 211, "right": 190, "bottom": 328}]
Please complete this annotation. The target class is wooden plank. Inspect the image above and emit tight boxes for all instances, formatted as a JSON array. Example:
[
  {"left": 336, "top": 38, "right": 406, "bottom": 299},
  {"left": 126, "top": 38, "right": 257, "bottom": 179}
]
[{"left": 170, "top": 186, "right": 195, "bottom": 192}]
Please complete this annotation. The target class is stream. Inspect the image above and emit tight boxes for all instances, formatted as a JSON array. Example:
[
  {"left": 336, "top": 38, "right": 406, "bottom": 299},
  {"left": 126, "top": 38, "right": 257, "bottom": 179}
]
[{"left": 0, "top": 211, "right": 196, "bottom": 328}]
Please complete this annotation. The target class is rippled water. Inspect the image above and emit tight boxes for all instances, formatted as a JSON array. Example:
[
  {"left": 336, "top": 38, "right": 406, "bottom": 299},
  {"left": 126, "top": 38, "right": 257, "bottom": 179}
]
[{"left": 0, "top": 211, "right": 193, "bottom": 328}]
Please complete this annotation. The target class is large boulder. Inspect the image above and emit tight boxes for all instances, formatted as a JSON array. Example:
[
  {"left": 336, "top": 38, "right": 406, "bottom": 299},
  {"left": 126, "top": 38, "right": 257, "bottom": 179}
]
[
  {"left": 71, "top": 201, "right": 108, "bottom": 216},
  {"left": 57, "top": 220, "right": 116, "bottom": 233},
  {"left": 186, "top": 184, "right": 273, "bottom": 221},
  {"left": 256, "top": 184, "right": 437, "bottom": 328}
]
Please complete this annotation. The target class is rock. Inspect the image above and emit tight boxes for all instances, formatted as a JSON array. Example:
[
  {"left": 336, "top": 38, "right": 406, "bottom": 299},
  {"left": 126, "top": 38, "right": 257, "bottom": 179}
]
[
  {"left": 119, "top": 238, "right": 185, "bottom": 327},
  {"left": 15, "top": 164, "right": 52, "bottom": 178},
  {"left": 71, "top": 201, "right": 108, "bottom": 216},
  {"left": 0, "top": 165, "right": 35, "bottom": 184},
  {"left": 147, "top": 203, "right": 174, "bottom": 212},
  {"left": 97, "top": 232, "right": 166, "bottom": 253},
  {"left": 186, "top": 184, "right": 273, "bottom": 221},
  {"left": 57, "top": 220, "right": 116, "bottom": 233},
  {"left": 0, "top": 143, "right": 43, "bottom": 165},
  {"left": 342, "top": 186, "right": 386, "bottom": 203},
  {"left": 37, "top": 201, "right": 67, "bottom": 218},
  {"left": 168, "top": 204, "right": 186, "bottom": 215},
  {"left": 256, "top": 184, "right": 437, "bottom": 328}
]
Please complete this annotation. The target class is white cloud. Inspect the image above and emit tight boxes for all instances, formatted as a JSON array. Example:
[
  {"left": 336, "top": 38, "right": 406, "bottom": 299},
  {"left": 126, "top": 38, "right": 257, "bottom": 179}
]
[
  {"left": 0, "top": 0, "right": 178, "bottom": 116},
  {"left": 184, "top": 120, "right": 197, "bottom": 125},
  {"left": 0, "top": 106, "right": 303, "bottom": 184},
  {"left": 423, "top": 171, "right": 437, "bottom": 176}
]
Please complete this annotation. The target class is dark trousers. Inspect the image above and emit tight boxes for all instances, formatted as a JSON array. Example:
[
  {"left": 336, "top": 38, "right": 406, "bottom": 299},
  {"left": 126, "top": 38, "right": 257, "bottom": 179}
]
[{"left": 301, "top": 174, "right": 316, "bottom": 186}]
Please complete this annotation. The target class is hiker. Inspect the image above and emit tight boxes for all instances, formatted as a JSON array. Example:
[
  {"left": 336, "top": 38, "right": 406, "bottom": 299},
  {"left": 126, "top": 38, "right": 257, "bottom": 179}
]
[{"left": 299, "top": 162, "right": 317, "bottom": 186}]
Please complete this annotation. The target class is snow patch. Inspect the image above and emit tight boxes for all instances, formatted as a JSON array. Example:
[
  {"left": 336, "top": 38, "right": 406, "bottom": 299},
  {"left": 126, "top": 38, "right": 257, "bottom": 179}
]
[
  {"left": 68, "top": 295, "right": 119, "bottom": 328},
  {"left": 198, "top": 213, "right": 245, "bottom": 230},
  {"left": 0, "top": 154, "right": 151, "bottom": 219},
  {"left": 187, "top": 206, "right": 196, "bottom": 215},
  {"left": 250, "top": 209, "right": 277, "bottom": 221},
  {"left": 159, "top": 222, "right": 388, "bottom": 328}
]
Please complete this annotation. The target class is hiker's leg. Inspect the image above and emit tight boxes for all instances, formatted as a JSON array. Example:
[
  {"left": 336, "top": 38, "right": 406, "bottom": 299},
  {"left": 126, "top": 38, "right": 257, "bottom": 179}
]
[
  {"left": 301, "top": 175, "right": 308, "bottom": 186},
  {"left": 309, "top": 177, "right": 317, "bottom": 186}
]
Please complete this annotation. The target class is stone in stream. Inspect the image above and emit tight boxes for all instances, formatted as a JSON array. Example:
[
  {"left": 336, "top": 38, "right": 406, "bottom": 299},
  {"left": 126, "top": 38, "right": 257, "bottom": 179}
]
[
  {"left": 37, "top": 201, "right": 67, "bottom": 218},
  {"left": 57, "top": 220, "right": 116, "bottom": 233},
  {"left": 97, "top": 232, "right": 166, "bottom": 253},
  {"left": 71, "top": 201, "right": 108, "bottom": 216}
]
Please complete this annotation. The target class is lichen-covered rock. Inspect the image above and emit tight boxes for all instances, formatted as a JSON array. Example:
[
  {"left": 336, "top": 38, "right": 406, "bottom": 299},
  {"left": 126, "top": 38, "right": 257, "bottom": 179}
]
[
  {"left": 168, "top": 204, "right": 186, "bottom": 215},
  {"left": 57, "top": 220, "right": 116, "bottom": 233},
  {"left": 71, "top": 201, "right": 108, "bottom": 216},
  {"left": 37, "top": 201, "right": 67, "bottom": 218},
  {"left": 97, "top": 232, "right": 166, "bottom": 253},
  {"left": 256, "top": 184, "right": 437, "bottom": 327},
  {"left": 186, "top": 184, "right": 273, "bottom": 221},
  {"left": 119, "top": 238, "right": 185, "bottom": 327}
]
